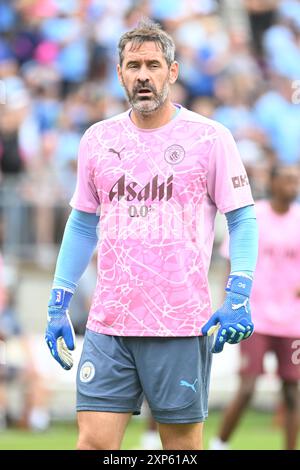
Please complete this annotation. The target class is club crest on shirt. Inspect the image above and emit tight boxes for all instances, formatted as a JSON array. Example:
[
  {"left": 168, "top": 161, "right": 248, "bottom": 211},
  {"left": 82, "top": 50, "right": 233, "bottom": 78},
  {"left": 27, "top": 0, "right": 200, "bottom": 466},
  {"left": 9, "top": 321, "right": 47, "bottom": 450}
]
[
  {"left": 80, "top": 361, "right": 95, "bottom": 383},
  {"left": 164, "top": 145, "right": 185, "bottom": 165}
]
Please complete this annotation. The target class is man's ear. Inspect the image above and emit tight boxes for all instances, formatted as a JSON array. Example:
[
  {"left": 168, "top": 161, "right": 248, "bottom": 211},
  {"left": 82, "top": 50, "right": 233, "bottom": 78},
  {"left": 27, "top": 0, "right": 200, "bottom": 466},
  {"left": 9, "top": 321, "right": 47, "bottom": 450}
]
[
  {"left": 117, "top": 64, "right": 124, "bottom": 87},
  {"left": 169, "top": 61, "right": 179, "bottom": 85}
]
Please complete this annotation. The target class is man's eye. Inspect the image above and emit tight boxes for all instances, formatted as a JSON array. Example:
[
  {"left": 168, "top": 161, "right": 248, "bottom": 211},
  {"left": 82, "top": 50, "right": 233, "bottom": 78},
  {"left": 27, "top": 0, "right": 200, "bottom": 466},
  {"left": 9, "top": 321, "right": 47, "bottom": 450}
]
[{"left": 128, "top": 64, "right": 138, "bottom": 69}]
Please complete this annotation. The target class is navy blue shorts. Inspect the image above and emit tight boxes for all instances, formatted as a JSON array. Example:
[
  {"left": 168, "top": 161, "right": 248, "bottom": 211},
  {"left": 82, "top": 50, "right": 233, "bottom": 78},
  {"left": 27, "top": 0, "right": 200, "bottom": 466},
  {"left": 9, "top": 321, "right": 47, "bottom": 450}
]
[{"left": 77, "top": 329, "right": 213, "bottom": 424}]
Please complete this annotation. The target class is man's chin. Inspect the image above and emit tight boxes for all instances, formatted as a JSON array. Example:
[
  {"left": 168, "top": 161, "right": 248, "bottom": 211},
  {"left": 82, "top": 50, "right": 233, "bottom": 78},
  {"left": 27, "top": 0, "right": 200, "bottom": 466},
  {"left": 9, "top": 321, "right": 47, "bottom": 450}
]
[{"left": 132, "top": 100, "right": 160, "bottom": 115}]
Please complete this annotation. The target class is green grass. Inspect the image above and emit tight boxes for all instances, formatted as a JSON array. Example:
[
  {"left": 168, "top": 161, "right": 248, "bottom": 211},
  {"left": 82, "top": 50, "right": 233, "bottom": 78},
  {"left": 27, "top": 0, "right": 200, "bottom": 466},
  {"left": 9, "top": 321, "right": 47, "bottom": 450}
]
[
  {"left": 0, "top": 410, "right": 296, "bottom": 450},
  {"left": 203, "top": 410, "right": 284, "bottom": 450}
]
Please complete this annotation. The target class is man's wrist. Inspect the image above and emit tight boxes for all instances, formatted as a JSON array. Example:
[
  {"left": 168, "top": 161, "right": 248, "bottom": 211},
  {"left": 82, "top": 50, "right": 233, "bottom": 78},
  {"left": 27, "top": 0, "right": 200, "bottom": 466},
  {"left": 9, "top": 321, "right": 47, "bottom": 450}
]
[
  {"left": 225, "top": 273, "right": 253, "bottom": 297},
  {"left": 48, "top": 287, "right": 74, "bottom": 310}
]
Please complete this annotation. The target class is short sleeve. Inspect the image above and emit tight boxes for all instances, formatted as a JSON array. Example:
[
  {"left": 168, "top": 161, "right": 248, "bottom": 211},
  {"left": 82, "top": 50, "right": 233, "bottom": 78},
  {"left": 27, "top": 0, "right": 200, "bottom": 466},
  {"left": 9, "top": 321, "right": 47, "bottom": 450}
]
[
  {"left": 207, "top": 125, "right": 254, "bottom": 214},
  {"left": 70, "top": 130, "right": 100, "bottom": 214}
]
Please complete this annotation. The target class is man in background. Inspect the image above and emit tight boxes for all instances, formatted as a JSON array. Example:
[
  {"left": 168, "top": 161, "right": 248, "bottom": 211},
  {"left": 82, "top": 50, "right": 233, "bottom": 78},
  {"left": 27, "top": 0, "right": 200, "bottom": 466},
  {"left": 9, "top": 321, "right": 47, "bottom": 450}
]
[{"left": 211, "top": 165, "right": 300, "bottom": 450}]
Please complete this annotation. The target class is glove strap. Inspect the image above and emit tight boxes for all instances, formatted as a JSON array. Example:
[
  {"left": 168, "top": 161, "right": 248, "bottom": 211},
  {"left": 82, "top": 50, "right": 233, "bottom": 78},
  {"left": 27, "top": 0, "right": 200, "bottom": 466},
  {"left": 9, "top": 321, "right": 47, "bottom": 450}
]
[
  {"left": 48, "top": 287, "right": 74, "bottom": 309},
  {"left": 226, "top": 274, "right": 252, "bottom": 297}
]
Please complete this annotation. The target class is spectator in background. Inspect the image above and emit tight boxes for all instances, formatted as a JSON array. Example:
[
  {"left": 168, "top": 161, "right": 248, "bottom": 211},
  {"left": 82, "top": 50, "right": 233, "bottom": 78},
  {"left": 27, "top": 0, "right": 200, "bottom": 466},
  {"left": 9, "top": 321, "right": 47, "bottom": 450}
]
[
  {"left": 190, "top": 95, "right": 216, "bottom": 118},
  {"left": 175, "top": 12, "right": 228, "bottom": 98},
  {"left": 244, "top": 0, "right": 279, "bottom": 60},
  {"left": 263, "top": 0, "right": 300, "bottom": 79},
  {"left": 0, "top": 274, "right": 51, "bottom": 431},
  {"left": 40, "top": 6, "right": 89, "bottom": 97},
  {"left": 0, "top": 57, "right": 41, "bottom": 180},
  {"left": 253, "top": 72, "right": 300, "bottom": 165},
  {"left": 211, "top": 165, "right": 300, "bottom": 450}
]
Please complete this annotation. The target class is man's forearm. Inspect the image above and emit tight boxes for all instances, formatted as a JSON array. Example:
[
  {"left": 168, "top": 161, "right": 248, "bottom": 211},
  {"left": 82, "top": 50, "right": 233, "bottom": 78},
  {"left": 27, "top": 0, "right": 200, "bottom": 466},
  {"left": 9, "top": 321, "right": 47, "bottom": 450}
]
[
  {"left": 225, "top": 205, "right": 258, "bottom": 276},
  {"left": 53, "top": 209, "right": 99, "bottom": 292}
]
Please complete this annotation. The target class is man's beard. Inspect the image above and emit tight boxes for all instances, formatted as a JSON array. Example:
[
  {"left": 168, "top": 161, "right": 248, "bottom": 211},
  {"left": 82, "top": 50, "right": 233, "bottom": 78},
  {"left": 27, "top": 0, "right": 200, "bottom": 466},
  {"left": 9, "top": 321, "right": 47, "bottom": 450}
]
[{"left": 122, "top": 76, "right": 170, "bottom": 115}]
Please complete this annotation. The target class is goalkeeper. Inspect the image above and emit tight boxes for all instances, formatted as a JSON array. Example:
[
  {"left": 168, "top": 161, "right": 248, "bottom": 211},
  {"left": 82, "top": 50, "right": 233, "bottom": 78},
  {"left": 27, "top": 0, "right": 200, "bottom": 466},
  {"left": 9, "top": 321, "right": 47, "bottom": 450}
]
[{"left": 45, "top": 19, "right": 258, "bottom": 450}]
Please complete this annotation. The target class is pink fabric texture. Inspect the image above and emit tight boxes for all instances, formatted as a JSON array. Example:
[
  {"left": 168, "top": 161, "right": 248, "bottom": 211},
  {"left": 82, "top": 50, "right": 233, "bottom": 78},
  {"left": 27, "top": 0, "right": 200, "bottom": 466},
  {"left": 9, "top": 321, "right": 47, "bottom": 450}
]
[{"left": 71, "top": 105, "right": 253, "bottom": 336}]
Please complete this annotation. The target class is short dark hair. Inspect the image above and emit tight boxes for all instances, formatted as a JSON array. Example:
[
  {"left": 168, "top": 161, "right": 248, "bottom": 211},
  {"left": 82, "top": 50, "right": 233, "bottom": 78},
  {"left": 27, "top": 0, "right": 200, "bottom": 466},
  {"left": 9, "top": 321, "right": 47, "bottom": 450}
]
[
  {"left": 270, "top": 164, "right": 297, "bottom": 179},
  {"left": 270, "top": 165, "right": 284, "bottom": 180},
  {"left": 118, "top": 17, "right": 176, "bottom": 67}
]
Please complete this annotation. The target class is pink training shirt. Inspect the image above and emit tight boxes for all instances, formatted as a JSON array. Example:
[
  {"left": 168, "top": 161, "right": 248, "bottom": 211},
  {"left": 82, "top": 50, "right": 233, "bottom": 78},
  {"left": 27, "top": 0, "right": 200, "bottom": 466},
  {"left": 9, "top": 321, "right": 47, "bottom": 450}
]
[
  {"left": 220, "top": 200, "right": 300, "bottom": 338},
  {"left": 70, "top": 105, "right": 254, "bottom": 336}
]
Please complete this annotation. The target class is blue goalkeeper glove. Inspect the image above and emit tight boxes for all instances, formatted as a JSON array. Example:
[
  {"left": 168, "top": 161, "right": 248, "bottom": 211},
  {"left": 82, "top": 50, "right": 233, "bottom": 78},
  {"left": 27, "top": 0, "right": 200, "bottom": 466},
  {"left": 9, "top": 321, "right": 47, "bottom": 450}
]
[
  {"left": 45, "top": 288, "right": 76, "bottom": 370},
  {"left": 202, "top": 274, "right": 254, "bottom": 353}
]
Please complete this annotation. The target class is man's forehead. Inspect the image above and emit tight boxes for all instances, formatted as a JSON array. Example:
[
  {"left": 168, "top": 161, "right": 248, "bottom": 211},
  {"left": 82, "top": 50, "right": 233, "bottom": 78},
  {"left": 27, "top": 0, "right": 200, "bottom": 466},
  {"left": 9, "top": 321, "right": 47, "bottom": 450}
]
[
  {"left": 123, "top": 41, "right": 165, "bottom": 61},
  {"left": 276, "top": 167, "right": 300, "bottom": 178}
]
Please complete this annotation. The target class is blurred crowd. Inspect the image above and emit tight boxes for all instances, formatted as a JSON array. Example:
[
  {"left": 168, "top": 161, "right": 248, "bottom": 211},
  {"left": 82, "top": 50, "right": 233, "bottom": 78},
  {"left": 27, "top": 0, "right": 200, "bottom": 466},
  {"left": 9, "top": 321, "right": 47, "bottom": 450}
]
[
  {"left": 0, "top": 251, "right": 50, "bottom": 432},
  {"left": 0, "top": 0, "right": 300, "bottom": 258},
  {"left": 0, "top": 0, "right": 300, "bottom": 437}
]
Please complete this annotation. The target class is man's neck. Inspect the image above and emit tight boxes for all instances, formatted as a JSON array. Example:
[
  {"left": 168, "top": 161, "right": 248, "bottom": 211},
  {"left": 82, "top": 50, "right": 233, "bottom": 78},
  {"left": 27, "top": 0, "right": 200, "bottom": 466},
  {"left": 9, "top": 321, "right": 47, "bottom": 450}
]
[
  {"left": 270, "top": 198, "right": 291, "bottom": 214},
  {"left": 130, "top": 101, "right": 178, "bottom": 129}
]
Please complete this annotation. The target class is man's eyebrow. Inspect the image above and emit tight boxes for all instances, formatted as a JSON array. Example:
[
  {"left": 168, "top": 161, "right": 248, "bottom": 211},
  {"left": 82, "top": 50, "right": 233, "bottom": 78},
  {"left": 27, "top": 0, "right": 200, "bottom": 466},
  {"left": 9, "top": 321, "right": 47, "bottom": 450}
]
[
  {"left": 125, "top": 60, "right": 140, "bottom": 66},
  {"left": 125, "top": 59, "right": 162, "bottom": 66}
]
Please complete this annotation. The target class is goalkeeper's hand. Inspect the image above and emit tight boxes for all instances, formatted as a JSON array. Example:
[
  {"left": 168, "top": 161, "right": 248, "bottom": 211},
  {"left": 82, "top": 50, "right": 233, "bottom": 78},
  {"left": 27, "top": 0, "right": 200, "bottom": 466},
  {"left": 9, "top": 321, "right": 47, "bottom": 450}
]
[
  {"left": 202, "top": 274, "right": 254, "bottom": 353},
  {"left": 45, "top": 288, "right": 76, "bottom": 370}
]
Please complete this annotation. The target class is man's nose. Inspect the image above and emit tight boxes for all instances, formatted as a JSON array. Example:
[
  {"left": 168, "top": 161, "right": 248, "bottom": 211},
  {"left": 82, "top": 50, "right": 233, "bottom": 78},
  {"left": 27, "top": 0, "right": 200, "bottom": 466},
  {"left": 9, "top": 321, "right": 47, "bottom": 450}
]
[{"left": 136, "top": 65, "right": 150, "bottom": 83}]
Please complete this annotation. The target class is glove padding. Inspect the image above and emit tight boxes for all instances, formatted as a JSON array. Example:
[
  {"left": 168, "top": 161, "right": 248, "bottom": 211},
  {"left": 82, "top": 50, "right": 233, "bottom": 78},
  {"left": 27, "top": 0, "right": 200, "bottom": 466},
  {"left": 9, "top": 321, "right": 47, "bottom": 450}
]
[
  {"left": 202, "top": 274, "right": 254, "bottom": 353},
  {"left": 45, "top": 288, "right": 75, "bottom": 370}
]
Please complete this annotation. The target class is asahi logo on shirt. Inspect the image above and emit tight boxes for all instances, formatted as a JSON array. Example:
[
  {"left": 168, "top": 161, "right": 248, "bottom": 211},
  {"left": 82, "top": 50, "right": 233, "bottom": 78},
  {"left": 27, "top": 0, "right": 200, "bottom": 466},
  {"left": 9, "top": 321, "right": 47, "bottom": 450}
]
[
  {"left": 164, "top": 145, "right": 185, "bottom": 165},
  {"left": 109, "top": 174, "right": 173, "bottom": 202}
]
